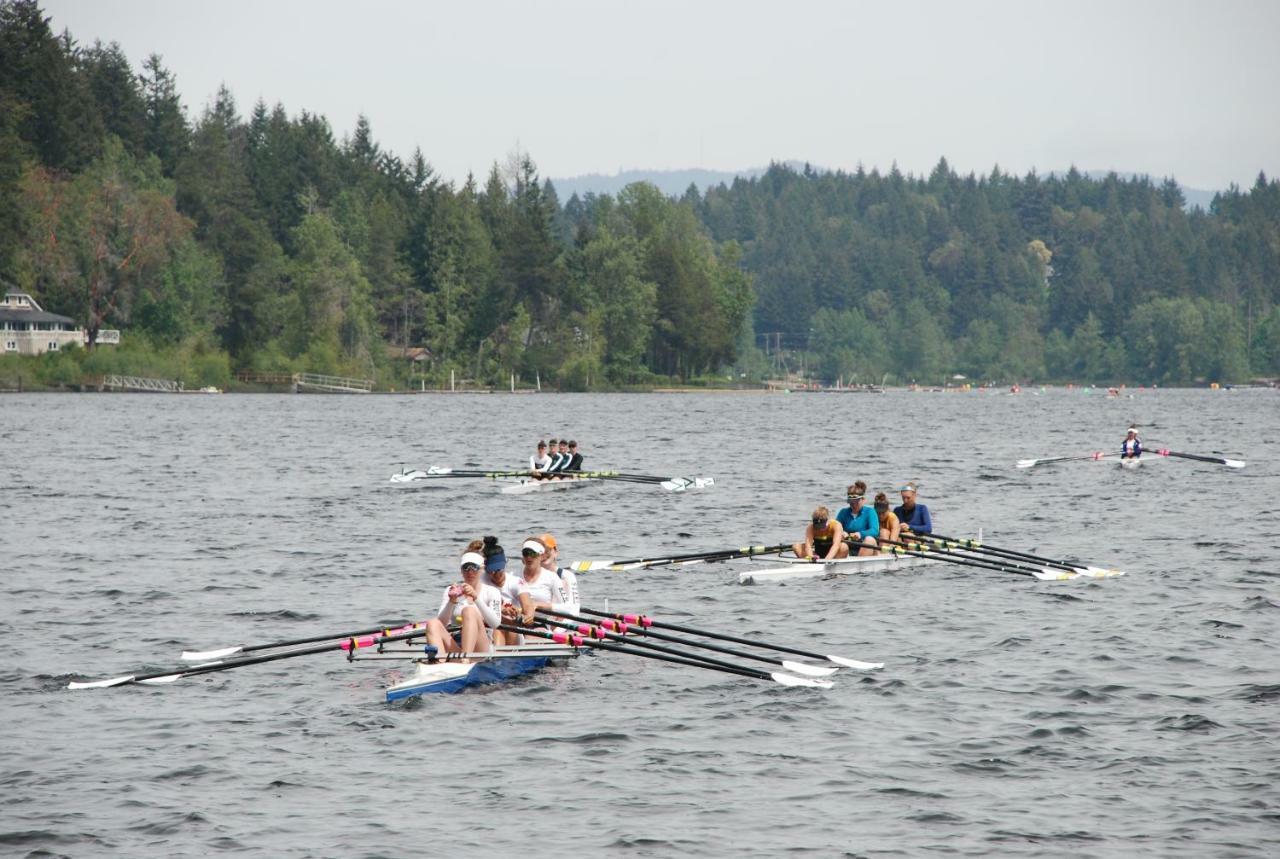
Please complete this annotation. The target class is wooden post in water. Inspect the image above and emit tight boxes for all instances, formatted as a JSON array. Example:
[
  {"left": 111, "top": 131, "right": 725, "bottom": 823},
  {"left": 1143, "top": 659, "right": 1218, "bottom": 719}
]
[
  {"left": 510, "top": 371, "right": 515, "bottom": 393},
  {"left": 450, "top": 369, "right": 455, "bottom": 392}
]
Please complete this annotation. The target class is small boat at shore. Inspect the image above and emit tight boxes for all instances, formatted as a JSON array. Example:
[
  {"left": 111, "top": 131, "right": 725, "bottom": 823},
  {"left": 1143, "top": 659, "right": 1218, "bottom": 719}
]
[{"left": 738, "top": 551, "right": 941, "bottom": 584}]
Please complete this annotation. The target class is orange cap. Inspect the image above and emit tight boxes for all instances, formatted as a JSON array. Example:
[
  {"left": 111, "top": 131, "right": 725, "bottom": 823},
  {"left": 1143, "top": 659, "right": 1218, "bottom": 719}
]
[{"left": 539, "top": 533, "right": 557, "bottom": 550}]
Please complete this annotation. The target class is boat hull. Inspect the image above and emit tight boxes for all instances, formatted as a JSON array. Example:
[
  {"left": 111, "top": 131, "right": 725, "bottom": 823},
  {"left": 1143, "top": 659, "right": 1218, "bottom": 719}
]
[
  {"left": 500, "top": 477, "right": 598, "bottom": 495},
  {"left": 739, "top": 552, "right": 940, "bottom": 584},
  {"left": 385, "top": 650, "right": 575, "bottom": 701},
  {"left": 1119, "top": 457, "right": 1142, "bottom": 470}
]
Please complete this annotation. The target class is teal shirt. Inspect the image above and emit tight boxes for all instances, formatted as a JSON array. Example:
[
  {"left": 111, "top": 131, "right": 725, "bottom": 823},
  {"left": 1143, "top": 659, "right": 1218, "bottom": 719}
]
[{"left": 836, "top": 505, "right": 879, "bottom": 539}]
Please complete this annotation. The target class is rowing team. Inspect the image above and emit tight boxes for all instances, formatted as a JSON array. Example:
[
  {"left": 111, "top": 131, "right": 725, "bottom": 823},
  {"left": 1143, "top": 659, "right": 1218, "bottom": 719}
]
[
  {"left": 424, "top": 534, "right": 581, "bottom": 659},
  {"left": 529, "top": 438, "right": 583, "bottom": 479},
  {"left": 796, "top": 481, "right": 934, "bottom": 561}
]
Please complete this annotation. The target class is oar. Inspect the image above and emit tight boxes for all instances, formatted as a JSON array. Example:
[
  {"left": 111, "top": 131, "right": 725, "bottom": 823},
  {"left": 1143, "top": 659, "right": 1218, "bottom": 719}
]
[
  {"left": 920, "top": 532, "right": 1125, "bottom": 579},
  {"left": 874, "top": 538, "right": 1090, "bottom": 582},
  {"left": 505, "top": 624, "right": 832, "bottom": 689},
  {"left": 68, "top": 624, "right": 428, "bottom": 690},
  {"left": 1152, "top": 449, "right": 1245, "bottom": 468},
  {"left": 1016, "top": 451, "right": 1112, "bottom": 469},
  {"left": 570, "top": 543, "right": 790, "bottom": 572},
  {"left": 574, "top": 606, "right": 882, "bottom": 670},
  {"left": 180, "top": 620, "right": 413, "bottom": 661},
  {"left": 538, "top": 609, "right": 837, "bottom": 677}
]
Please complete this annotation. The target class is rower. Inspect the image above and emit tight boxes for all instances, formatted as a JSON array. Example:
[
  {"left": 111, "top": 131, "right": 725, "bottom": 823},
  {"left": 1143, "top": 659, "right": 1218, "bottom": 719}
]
[
  {"left": 1122, "top": 426, "right": 1142, "bottom": 460},
  {"left": 793, "top": 506, "right": 849, "bottom": 561},
  {"left": 539, "top": 532, "right": 579, "bottom": 611},
  {"left": 544, "top": 438, "right": 564, "bottom": 477},
  {"left": 517, "top": 538, "right": 569, "bottom": 637},
  {"left": 893, "top": 482, "right": 933, "bottom": 541},
  {"left": 565, "top": 440, "right": 583, "bottom": 472},
  {"left": 554, "top": 439, "right": 572, "bottom": 475},
  {"left": 530, "top": 440, "right": 552, "bottom": 477},
  {"left": 835, "top": 481, "right": 879, "bottom": 556},
  {"left": 873, "top": 492, "right": 901, "bottom": 551},
  {"left": 423, "top": 550, "right": 504, "bottom": 660},
  {"left": 479, "top": 536, "right": 535, "bottom": 644}
]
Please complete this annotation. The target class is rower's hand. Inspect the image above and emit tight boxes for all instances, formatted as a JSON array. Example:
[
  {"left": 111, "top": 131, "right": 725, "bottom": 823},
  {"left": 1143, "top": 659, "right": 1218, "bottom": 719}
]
[
  {"left": 461, "top": 583, "right": 476, "bottom": 599},
  {"left": 521, "top": 610, "right": 535, "bottom": 625}
]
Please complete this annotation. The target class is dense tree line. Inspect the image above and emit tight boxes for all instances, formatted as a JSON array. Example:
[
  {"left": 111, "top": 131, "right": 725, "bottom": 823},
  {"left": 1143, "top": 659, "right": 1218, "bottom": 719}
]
[
  {"left": 2, "top": 0, "right": 1277, "bottom": 389},
  {"left": 699, "top": 160, "right": 1280, "bottom": 384}
]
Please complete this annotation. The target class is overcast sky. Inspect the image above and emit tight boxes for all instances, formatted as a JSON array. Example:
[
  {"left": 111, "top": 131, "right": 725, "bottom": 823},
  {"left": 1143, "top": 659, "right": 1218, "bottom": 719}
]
[{"left": 42, "top": 0, "right": 1280, "bottom": 190}]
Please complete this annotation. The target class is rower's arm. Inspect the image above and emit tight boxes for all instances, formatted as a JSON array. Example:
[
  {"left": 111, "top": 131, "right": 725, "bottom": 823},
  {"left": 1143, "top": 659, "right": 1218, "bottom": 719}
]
[
  {"left": 915, "top": 506, "right": 933, "bottom": 535},
  {"left": 826, "top": 522, "right": 846, "bottom": 559}
]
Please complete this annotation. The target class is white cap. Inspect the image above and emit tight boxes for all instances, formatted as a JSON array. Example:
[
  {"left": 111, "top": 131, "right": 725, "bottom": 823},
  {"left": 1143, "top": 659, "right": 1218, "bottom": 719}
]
[
  {"left": 460, "top": 552, "right": 485, "bottom": 568},
  {"left": 521, "top": 539, "right": 546, "bottom": 555}
]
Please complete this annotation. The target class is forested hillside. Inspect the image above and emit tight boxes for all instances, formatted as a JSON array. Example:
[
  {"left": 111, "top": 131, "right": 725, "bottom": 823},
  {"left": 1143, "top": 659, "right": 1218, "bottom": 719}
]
[{"left": 2, "top": 0, "right": 1277, "bottom": 389}]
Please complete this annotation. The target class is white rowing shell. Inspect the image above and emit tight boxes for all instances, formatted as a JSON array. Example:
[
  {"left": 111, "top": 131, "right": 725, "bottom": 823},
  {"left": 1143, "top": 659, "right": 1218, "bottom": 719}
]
[
  {"left": 500, "top": 477, "right": 599, "bottom": 495},
  {"left": 739, "top": 552, "right": 940, "bottom": 584}
]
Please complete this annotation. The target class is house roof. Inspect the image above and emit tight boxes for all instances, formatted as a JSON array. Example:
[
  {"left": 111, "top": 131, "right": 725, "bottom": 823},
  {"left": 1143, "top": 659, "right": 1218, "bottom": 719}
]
[{"left": 0, "top": 307, "right": 76, "bottom": 324}]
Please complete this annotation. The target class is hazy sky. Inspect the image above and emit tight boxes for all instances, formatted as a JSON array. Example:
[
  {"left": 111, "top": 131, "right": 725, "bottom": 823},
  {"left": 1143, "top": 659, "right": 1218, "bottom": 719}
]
[{"left": 42, "top": 0, "right": 1280, "bottom": 190}]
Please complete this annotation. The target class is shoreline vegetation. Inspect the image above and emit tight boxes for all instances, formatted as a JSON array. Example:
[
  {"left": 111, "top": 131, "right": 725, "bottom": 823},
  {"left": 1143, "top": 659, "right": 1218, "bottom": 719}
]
[{"left": 2, "top": 1, "right": 1279, "bottom": 395}]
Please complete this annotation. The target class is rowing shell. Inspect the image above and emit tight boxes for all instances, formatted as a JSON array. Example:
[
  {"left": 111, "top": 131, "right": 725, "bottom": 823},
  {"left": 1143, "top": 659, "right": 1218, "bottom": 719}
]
[
  {"left": 739, "top": 551, "right": 940, "bottom": 584},
  {"left": 500, "top": 477, "right": 600, "bottom": 495},
  {"left": 1119, "top": 457, "right": 1142, "bottom": 471},
  {"left": 380, "top": 646, "right": 579, "bottom": 701}
]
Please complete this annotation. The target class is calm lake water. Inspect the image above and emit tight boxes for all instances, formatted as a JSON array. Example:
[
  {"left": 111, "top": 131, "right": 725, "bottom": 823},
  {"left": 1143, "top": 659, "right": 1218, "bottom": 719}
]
[{"left": 2, "top": 388, "right": 1277, "bottom": 857}]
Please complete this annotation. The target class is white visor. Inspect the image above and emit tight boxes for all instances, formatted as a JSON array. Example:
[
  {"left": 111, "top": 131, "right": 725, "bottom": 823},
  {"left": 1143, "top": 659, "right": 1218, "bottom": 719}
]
[
  {"left": 521, "top": 539, "right": 545, "bottom": 555},
  {"left": 460, "top": 552, "right": 485, "bottom": 568}
]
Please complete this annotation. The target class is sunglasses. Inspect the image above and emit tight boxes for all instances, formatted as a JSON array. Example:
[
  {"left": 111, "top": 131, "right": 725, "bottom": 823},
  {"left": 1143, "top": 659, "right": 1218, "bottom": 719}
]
[
  {"left": 461, "top": 563, "right": 480, "bottom": 572},
  {"left": 521, "top": 548, "right": 541, "bottom": 558},
  {"left": 812, "top": 517, "right": 828, "bottom": 527}
]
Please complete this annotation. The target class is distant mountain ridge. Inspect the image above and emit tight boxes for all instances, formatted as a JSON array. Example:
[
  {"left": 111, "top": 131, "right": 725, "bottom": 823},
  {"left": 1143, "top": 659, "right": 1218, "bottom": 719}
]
[{"left": 551, "top": 164, "right": 1219, "bottom": 210}]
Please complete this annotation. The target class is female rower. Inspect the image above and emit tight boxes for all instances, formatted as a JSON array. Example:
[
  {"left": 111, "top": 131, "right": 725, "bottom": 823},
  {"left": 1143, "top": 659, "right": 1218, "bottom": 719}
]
[
  {"left": 539, "top": 532, "right": 579, "bottom": 611},
  {"left": 873, "top": 492, "right": 901, "bottom": 551},
  {"left": 893, "top": 482, "right": 933, "bottom": 541},
  {"left": 835, "top": 480, "right": 879, "bottom": 556},
  {"left": 517, "top": 538, "right": 569, "bottom": 635},
  {"left": 479, "top": 536, "right": 535, "bottom": 644},
  {"left": 793, "top": 506, "right": 849, "bottom": 560},
  {"left": 424, "top": 549, "right": 504, "bottom": 660},
  {"left": 1121, "top": 426, "right": 1142, "bottom": 460}
]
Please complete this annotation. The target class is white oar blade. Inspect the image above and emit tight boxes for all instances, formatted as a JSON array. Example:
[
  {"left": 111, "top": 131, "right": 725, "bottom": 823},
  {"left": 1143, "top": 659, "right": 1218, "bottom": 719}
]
[
  {"left": 1081, "top": 566, "right": 1126, "bottom": 578},
  {"left": 660, "top": 479, "right": 690, "bottom": 492},
  {"left": 427, "top": 465, "right": 452, "bottom": 474},
  {"left": 181, "top": 646, "right": 242, "bottom": 662},
  {"left": 769, "top": 672, "right": 834, "bottom": 689},
  {"left": 1033, "top": 568, "right": 1080, "bottom": 581},
  {"left": 1224, "top": 458, "right": 1246, "bottom": 469},
  {"left": 68, "top": 675, "right": 134, "bottom": 690},
  {"left": 781, "top": 660, "right": 839, "bottom": 677},
  {"left": 138, "top": 674, "right": 184, "bottom": 684},
  {"left": 693, "top": 477, "right": 715, "bottom": 488},
  {"left": 1016, "top": 459, "right": 1038, "bottom": 469},
  {"left": 826, "top": 655, "right": 883, "bottom": 671}
]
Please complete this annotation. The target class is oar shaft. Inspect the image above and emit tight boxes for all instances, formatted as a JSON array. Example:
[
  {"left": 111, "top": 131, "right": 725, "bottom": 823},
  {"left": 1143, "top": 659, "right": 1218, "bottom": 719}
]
[
  {"left": 540, "top": 608, "right": 786, "bottom": 669},
  {"left": 536, "top": 614, "right": 785, "bottom": 673},
  {"left": 574, "top": 607, "right": 830, "bottom": 662},
  {"left": 205, "top": 621, "right": 414, "bottom": 657},
  {"left": 874, "top": 538, "right": 1038, "bottom": 577},
  {"left": 922, "top": 533, "right": 1076, "bottom": 570},
  {"left": 505, "top": 625, "right": 772, "bottom": 681}
]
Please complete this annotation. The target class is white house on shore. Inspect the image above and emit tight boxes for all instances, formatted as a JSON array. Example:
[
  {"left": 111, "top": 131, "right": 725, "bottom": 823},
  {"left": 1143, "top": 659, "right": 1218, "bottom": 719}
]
[{"left": 1, "top": 291, "right": 120, "bottom": 355}]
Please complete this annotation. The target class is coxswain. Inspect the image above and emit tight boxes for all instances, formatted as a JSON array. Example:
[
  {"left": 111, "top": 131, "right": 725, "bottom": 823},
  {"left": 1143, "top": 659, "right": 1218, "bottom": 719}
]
[
  {"left": 478, "top": 536, "right": 534, "bottom": 644},
  {"left": 893, "top": 482, "right": 933, "bottom": 541},
  {"left": 539, "top": 532, "right": 579, "bottom": 611},
  {"left": 793, "top": 506, "right": 849, "bottom": 560},
  {"left": 873, "top": 492, "right": 901, "bottom": 552},
  {"left": 835, "top": 481, "right": 879, "bottom": 556},
  {"left": 1122, "top": 426, "right": 1142, "bottom": 460},
  {"left": 423, "top": 549, "right": 504, "bottom": 660},
  {"left": 565, "top": 440, "right": 583, "bottom": 472}
]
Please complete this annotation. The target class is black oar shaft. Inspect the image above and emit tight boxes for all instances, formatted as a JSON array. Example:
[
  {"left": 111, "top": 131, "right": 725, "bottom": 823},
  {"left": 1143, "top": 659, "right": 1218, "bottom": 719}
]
[
  {"left": 874, "top": 538, "right": 1037, "bottom": 577},
  {"left": 574, "top": 607, "right": 829, "bottom": 662},
  {"left": 222, "top": 622, "right": 413, "bottom": 656},
  {"left": 924, "top": 533, "right": 1076, "bottom": 569},
  {"left": 504, "top": 625, "right": 771, "bottom": 681},
  {"left": 536, "top": 614, "right": 783, "bottom": 673},
  {"left": 540, "top": 608, "right": 785, "bottom": 669}
]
